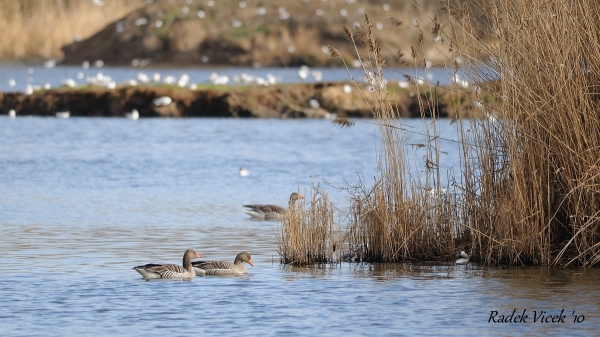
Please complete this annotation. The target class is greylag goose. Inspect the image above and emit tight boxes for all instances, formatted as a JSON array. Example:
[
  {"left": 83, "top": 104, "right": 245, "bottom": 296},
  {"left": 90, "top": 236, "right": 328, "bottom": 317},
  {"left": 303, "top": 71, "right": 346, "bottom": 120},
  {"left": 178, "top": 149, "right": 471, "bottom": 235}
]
[
  {"left": 243, "top": 192, "right": 305, "bottom": 220},
  {"left": 455, "top": 250, "right": 469, "bottom": 265},
  {"left": 133, "top": 249, "right": 202, "bottom": 280},
  {"left": 192, "top": 252, "right": 254, "bottom": 276}
]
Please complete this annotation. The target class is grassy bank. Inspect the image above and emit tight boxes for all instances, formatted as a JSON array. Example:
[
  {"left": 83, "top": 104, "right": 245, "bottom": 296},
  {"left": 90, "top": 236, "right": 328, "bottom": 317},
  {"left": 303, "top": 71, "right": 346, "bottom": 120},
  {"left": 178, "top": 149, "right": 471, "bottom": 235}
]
[
  {"left": 0, "top": 82, "right": 481, "bottom": 118},
  {"left": 279, "top": 1, "right": 600, "bottom": 267},
  {"left": 0, "top": 0, "right": 456, "bottom": 67},
  {"left": 0, "top": 0, "right": 142, "bottom": 60}
]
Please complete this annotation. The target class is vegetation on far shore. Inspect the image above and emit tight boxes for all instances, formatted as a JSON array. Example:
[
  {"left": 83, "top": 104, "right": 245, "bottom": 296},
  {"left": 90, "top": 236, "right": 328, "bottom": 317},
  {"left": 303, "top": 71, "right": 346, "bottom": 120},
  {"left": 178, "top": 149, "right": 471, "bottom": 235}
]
[
  {"left": 0, "top": 0, "right": 142, "bottom": 61},
  {"left": 0, "top": 0, "right": 453, "bottom": 67}
]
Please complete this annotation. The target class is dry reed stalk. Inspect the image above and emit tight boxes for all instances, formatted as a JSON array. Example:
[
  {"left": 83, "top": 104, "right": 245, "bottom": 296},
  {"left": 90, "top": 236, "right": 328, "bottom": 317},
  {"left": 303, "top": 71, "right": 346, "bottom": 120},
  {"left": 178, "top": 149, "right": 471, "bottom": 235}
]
[
  {"left": 277, "top": 187, "right": 341, "bottom": 265},
  {"left": 336, "top": 12, "right": 470, "bottom": 263},
  {"left": 0, "top": 0, "right": 142, "bottom": 60},
  {"left": 298, "top": 10, "right": 463, "bottom": 264}
]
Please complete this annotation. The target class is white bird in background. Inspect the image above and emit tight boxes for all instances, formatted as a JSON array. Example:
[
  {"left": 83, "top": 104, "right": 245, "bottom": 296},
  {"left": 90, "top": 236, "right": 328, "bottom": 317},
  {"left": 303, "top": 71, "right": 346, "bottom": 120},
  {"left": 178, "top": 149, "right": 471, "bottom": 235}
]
[
  {"left": 125, "top": 109, "right": 139, "bottom": 120},
  {"left": 239, "top": 167, "right": 249, "bottom": 177},
  {"left": 62, "top": 78, "right": 77, "bottom": 88},
  {"left": 455, "top": 250, "right": 469, "bottom": 265},
  {"left": 310, "top": 70, "right": 323, "bottom": 81},
  {"left": 8, "top": 109, "right": 16, "bottom": 118},
  {"left": 209, "top": 72, "right": 229, "bottom": 85},
  {"left": 55, "top": 111, "right": 70, "bottom": 118},
  {"left": 298, "top": 65, "right": 310, "bottom": 80},
  {"left": 163, "top": 75, "right": 177, "bottom": 85},
  {"left": 153, "top": 96, "right": 172, "bottom": 107}
]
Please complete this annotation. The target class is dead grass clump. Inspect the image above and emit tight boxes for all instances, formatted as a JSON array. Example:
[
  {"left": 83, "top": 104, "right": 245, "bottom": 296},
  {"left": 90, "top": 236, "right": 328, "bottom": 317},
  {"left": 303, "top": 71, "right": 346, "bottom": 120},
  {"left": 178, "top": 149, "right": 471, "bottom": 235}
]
[
  {"left": 277, "top": 187, "right": 341, "bottom": 265},
  {"left": 0, "top": 0, "right": 142, "bottom": 60}
]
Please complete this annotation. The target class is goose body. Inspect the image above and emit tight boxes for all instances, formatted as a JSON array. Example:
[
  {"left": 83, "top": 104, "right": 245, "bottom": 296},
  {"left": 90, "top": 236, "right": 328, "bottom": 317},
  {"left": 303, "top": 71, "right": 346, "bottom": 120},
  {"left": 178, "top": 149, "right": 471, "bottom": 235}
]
[
  {"left": 192, "top": 252, "right": 253, "bottom": 276},
  {"left": 455, "top": 250, "right": 469, "bottom": 265},
  {"left": 133, "top": 249, "right": 202, "bottom": 280},
  {"left": 243, "top": 192, "right": 304, "bottom": 220}
]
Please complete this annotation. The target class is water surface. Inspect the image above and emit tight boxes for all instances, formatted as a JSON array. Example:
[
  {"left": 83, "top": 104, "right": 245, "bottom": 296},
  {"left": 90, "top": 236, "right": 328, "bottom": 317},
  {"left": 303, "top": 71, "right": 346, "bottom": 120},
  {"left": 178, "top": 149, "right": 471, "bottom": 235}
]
[{"left": 0, "top": 117, "right": 598, "bottom": 336}]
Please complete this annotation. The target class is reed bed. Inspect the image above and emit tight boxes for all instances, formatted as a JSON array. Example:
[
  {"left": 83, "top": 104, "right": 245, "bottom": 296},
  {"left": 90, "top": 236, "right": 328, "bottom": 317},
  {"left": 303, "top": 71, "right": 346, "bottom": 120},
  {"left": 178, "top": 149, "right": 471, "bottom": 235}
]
[
  {"left": 447, "top": 0, "right": 600, "bottom": 267},
  {"left": 0, "top": 0, "right": 142, "bottom": 60},
  {"left": 330, "top": 12, "right": 467, "bottom": 263},
  {"left": 280, "top": 0, "right": 600, "bottom": 267},
  {"left": 276, "top": 187, "right": 341, "bottom": 265}
]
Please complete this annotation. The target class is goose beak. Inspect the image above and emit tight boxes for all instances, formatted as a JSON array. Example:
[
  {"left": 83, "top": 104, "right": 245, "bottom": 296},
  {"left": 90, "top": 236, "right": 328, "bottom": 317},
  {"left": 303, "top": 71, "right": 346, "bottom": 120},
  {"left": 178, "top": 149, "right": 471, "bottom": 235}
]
[
  {"left": 247, "top": 259, "right": 254, "bottom": 267},
  {"left": 298, "top": 194, "right": 305, "bottom": 199},
  {"left": 196, "top": 253, "right": 203, "bottom": 258}
]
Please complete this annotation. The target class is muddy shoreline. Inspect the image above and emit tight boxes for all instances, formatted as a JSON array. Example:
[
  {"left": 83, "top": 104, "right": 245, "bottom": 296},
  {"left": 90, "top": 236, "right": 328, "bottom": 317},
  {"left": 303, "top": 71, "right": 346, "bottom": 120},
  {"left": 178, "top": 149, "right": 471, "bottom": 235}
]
[{"left": 0, "top": 82, "right": 476, "bottom": 119}]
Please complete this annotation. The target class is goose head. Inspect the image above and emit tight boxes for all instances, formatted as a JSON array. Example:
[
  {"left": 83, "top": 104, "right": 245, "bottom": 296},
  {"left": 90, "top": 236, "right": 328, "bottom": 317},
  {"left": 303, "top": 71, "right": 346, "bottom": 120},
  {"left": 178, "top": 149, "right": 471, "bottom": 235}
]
[
  {"left": 183, "top": 249, "right": 202, "bottom": 268},
  {"left": 234, "top": 252, "right": 254, "bottom": 267},
  {"left": 288, "top": 192, "right": 305, "bottom": 206}
]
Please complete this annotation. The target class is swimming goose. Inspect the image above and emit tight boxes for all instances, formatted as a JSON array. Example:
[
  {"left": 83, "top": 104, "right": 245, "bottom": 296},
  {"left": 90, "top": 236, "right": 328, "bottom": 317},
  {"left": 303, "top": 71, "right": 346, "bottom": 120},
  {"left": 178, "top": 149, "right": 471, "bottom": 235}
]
[
  {"left": 192, "top": 252, "right": 253, "bottom": 276},
  {"left": 455, "top": 250, "right": 469, "bottom": 265},
  {"left": 243, "top": 192, "right": 305, "bottom": 220},
  {"left": 133, "top": 249, "right": 202, "bottom": 280}
]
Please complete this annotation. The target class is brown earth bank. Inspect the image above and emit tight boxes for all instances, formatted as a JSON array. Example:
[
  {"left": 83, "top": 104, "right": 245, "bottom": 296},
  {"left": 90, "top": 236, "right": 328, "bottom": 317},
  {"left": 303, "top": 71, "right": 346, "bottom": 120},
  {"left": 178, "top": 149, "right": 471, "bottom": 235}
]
[
  {"left": 0, "top": 82, "right": 480, "bottom": 119},
  {"left": 59, "top": 0, "right": 446, "bottom": 68}
]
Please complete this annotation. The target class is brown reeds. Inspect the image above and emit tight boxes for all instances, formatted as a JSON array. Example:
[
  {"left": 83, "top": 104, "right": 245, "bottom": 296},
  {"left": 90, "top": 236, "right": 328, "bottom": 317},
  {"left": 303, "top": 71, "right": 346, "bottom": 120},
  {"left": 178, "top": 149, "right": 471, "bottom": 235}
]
[
  {"left": 0, "top": 0, "right": 142, "bottom": 60},
  {"left": 279, "top": 0, "right": 600, "bottom": 267},
  {"left": 443, "top": 0, "right": 600, "bottom": 267},
  {"left": 336, "top": 11, "right": 465, "bottom": 264},
  {"left": 277, "top": 187, "right": 341, "bottom": 265}
]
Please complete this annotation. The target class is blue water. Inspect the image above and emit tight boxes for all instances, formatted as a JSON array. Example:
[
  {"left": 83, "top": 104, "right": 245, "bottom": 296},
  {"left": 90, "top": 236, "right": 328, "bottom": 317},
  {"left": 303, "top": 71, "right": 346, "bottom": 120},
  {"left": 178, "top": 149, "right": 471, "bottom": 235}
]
[{"left": 1, "top": 117, "right": 599, "bottom": 336}]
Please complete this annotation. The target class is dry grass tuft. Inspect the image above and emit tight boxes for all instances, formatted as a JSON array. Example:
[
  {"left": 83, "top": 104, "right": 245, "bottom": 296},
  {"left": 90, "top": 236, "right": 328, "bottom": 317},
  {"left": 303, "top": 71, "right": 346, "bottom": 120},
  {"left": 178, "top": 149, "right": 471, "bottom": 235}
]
[{"left": 277, "top": 187, "right": 341, "bottom": 265}]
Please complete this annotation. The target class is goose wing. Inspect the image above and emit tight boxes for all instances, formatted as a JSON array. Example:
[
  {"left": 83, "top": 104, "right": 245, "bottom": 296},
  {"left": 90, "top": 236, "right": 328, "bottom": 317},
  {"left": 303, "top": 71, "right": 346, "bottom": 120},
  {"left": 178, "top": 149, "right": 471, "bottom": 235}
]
[
  {"left": 133, "top": 263, "right": 191, "bottom": 279},
  {"left": 192, "top": 260, "right": 235, "bottom": 270}
]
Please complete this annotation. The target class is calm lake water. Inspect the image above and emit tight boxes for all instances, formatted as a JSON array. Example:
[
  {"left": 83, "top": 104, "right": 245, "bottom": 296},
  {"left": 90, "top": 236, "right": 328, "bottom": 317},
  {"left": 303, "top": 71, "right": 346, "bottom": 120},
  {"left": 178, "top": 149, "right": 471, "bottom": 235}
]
[{"left": 1, "top": 117, "right": 599, "bottom": 336}]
